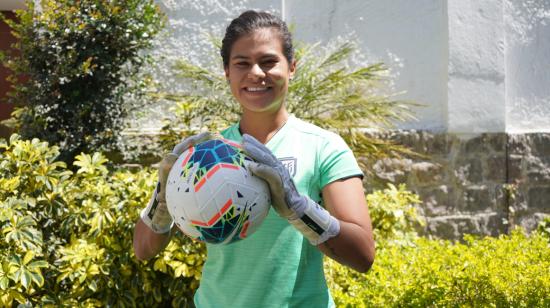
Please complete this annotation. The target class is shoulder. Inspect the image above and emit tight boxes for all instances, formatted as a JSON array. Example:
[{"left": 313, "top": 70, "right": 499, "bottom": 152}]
[{"left": 288, "top": 116, "right": 343, "bottom": 144}]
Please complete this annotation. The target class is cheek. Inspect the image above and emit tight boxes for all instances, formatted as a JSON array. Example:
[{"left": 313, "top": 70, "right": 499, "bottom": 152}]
[{"left": 269, "top": 68, "right": 289, "bottom": 88}]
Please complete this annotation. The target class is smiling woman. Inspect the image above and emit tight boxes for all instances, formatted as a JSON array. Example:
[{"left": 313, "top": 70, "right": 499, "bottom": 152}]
[
  {"left": 225, "top": 27, "right": 295, "bottom": 113},
  {"left": 134, "top": 10, "right": 375, "bottom": 308}
]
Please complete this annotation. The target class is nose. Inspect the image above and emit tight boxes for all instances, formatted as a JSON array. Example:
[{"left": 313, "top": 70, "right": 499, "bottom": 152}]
[{"left": 247, "top": 63, "right": 266, "bottom": 81}]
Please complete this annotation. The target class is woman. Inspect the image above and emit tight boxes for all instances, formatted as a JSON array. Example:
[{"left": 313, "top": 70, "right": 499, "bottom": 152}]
[{"left": 134, "top": 10, "right": 375, "bottom": 308}]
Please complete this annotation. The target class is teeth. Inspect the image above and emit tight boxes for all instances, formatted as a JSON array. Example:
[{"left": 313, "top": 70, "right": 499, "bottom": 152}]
[{"left": 246, "top": 87, "right": 268, "bottom": 92}]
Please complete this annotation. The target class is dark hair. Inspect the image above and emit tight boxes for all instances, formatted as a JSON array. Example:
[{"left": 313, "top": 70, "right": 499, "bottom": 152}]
[{"left": 221, "top": 10, "right": 294, "bottom": 68}]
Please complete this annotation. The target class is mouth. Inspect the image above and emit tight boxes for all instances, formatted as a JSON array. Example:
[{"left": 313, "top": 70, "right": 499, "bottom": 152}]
[{"left": 243, "top": 86, "right": 272, "bottom": 93}]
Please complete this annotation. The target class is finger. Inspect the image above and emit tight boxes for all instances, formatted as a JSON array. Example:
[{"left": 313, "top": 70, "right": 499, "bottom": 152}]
[
  {"left": 246, "top": 161, "right": 283, "bottom": 189},
  {"left": 242, "top": 134, "right": 279, "bottom": 166},
  {"left": 246, "top": 162, "right": 288, "bottom": 208},
  {"left": 172, "top": 131, "right": 213, "bottom": 155},
  {"left": 159, "top": 154, "right": 178, "bottom": 184}
]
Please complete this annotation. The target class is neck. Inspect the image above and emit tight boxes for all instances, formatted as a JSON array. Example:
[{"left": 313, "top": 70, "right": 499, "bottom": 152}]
[{"left": 239, "top": 109, "right": 289, "bottom": 144}]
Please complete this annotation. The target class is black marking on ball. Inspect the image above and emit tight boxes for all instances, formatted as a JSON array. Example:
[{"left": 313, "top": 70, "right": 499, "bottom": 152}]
[
  {"left": 237, "top": 191, "right": 243, "bottom": 198},
  {"left": 185, "top": 187, "right": 189, "bottom": 193}
]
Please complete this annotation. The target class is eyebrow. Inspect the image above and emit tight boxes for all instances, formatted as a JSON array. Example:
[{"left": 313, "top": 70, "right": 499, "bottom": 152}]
[{"left": 231, "top": 53, "right": 280, "bottom": 60}]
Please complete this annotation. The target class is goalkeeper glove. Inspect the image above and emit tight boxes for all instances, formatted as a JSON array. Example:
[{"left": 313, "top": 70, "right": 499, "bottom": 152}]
[
  {"left": 140, "top": 132, "right": 215, "bottom": 233},
  {"left": 242, "top": 134, "right": 340, "bottom": 245}
]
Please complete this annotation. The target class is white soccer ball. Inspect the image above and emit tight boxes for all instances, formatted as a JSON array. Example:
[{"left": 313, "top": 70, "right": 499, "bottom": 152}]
[{"left": 165, "top": 138, "right": 271, "bottom": 244}]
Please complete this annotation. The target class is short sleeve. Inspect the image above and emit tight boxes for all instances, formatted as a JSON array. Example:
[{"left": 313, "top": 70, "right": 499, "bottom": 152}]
[{"left": 318, "top": 133, "right": 363, "bottom": 188}]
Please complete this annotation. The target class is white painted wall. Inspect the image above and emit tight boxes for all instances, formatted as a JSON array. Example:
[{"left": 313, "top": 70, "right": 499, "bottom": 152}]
[
  {"left": 447, "top": 0, "right": 506, "bottom": 133},
  {"left": 284, "top": 0, "right": 448, "bottom": 131},
  {"left": 146, "top": 0, "right": 550, "bottom": 134},
  {"left": 505, "top": 0, "right": 550, "bottom": 133}
]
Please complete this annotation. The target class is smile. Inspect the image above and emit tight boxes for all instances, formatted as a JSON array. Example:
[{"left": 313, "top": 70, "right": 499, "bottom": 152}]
[{"left": 244, "top": 87, "right": 271, "bottom": 92}]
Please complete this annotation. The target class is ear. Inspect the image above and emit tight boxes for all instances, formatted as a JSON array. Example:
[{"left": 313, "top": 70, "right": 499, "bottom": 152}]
[{"left": 289, "top": 60, "right": 297, "bottom": 79}]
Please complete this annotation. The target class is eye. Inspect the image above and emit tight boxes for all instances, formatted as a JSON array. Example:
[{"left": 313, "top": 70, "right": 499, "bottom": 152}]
[
  {"left": 234, "top": 62, "right": 249, "bottom": 67},
  {"left": 262, "top": 59, "right": 278, "bottom": 66}
]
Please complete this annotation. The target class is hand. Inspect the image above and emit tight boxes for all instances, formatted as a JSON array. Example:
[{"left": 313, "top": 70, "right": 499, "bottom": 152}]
[
  {"left": 242, "top": 134, "right": 340, "bottom": 245},
  {"left": 140, "top": 132, "right": 215, "bottom": 233}
]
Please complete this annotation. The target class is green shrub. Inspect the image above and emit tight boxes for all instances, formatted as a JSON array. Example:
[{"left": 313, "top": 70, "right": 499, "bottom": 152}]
[
  {"left": 0, "top": 0, "right": 164, "bottom": 164},
  {"left": 367, "top": 183, "right": 425, "bottom": 245},
  {"left": 325, "top": 228, "right": 550, "bottom": 307},
  {"left": 538, "top": 216, "right": 550, "bottom": 239},
  {"left": 0, "top": 134, "right": 204, "bottom": 307}
]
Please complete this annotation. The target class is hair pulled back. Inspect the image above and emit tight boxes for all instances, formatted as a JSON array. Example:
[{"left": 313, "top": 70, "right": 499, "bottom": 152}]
[{"left": 221, "top": 10, "right": 294, "bottom": 68}]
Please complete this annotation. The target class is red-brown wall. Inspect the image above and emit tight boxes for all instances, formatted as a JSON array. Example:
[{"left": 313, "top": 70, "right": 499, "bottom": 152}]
[{"left": 0, "top": 11, "right": 17, "bottom": 137}]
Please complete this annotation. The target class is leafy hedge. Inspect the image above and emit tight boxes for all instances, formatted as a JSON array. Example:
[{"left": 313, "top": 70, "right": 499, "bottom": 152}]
[
  {"left": 0, "top": 135, "right": 202, "bottom": 307},
  {"left": 326, "top": 229, "right": 550, "bottom": 307},
  {"left": 1, "top": 134, "right": 549, "bottom": 307}
]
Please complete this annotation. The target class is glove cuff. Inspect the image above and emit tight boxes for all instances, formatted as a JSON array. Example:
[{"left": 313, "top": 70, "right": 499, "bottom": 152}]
[
  {"left": 288, "top": 196, "right": 340, "bottom": 245},
  {"left": 140, "top": 186, "right": 173, "bottom": 234}
]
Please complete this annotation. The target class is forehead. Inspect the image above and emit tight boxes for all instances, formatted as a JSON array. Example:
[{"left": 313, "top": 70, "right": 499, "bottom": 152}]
[{"left": 230, "top": 28, "right": 284, "bottom": 58}]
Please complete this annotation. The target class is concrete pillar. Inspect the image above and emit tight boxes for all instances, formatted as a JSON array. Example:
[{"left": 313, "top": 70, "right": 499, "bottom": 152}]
[{"left": 447, "top": 0, "right": 506, "bottom": 133}]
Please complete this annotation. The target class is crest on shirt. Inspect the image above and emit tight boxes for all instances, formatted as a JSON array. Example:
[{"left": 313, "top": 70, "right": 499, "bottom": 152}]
[{"left": 279, "top": 157, "right": 297, "bottom": 177}]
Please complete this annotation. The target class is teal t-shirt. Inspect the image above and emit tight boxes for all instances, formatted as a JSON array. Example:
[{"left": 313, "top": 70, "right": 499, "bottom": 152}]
[{"left": 194, "top": 115, "right": 363, "bottom": 308}]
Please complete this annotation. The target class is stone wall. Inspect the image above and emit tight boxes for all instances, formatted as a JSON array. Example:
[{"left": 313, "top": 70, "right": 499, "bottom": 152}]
[{"left": 368, "top": 131, "right": 550, "bottom": 239}]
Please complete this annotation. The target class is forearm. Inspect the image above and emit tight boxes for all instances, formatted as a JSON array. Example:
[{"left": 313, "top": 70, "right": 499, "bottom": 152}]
[
  {"left": 317, "top": 220, "right": 375, "bottom": 273},
  {"left": 133, "top": 219, "right": 172, "bottom": 261}
]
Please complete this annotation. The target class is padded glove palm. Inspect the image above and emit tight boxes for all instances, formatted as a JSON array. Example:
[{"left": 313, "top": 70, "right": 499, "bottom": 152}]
[
  {"left": 140, "top": 132, "right": 215, "bottom": 233},
  {"left": 242, "top": 134, "right": 340, "bottom": 245}
]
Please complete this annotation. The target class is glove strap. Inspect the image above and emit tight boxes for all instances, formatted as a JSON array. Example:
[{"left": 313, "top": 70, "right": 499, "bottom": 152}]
[
  {"left": 139, "top": 183, "right": 173, "bottom": 234},
  {"left": 288, "top": 196, "right": 340, "bottom": 245}
]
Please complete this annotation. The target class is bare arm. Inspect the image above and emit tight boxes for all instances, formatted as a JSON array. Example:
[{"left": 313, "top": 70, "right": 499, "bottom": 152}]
[
  {"left": 317, "top": 177, "right": 375, "bottom": 273},
  {"left": 133, "top": 220, "right": 175, "bottom": 261}
]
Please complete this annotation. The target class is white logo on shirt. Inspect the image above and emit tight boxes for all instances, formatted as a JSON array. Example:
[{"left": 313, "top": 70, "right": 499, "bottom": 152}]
[{"left": 279, "top": 157, "right": 297, "bottom": 177}]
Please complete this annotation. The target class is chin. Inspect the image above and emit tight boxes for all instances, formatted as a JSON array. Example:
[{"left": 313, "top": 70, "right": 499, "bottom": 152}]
[
  {"left": 239, "top": 98, "right": 278, "bottom": 112},
  {"left": 245, "top": 102, "right": 283, "bottom": 114}
]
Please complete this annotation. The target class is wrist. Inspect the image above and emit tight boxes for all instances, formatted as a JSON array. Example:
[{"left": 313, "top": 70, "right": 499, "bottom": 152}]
[
  {"left": 287, "top": 196, "right": 340, "bottom": 245},
  {"left": 139, "top": 188, "right": 173, "bottom": 234},
  {"left": 140, "top": 207, "right": 173, "bottom": 234}
]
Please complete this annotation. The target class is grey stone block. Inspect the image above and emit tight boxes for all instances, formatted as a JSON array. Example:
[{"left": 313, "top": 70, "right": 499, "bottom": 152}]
[
  {"left": 423, "top": 133, "right": 450, "bottom": 155},
  {"left": 411, "top": 161, "right": 443, "bottom": 186},
  {"left": 478, "top": 213, "right": 508, "bottom": 236},
  {"left": 493, "top": 184, "right": 508, "bottom": 212},
  {"left": 528, "top": 187, "right": 550, "bottom": 211},
  {"left": 454, "top": 158, "right": 483, "bottom": 184},
  {"left": 507, "top": 155, "right": 524, "bottom": 181},
  {"left": 486, "top": 155, "right": 506, "bottom": 182},
  {"left": 525, "top": 157, "right": 550, "bottom": 184},
  {"left": 515, "top": 212, "right": 550, "bottom": 232},
  {"left": 418, "top": 185, "right": 453, "bottom": 216},
  {"left": 426, "top": 216, "right": 480, "bottom": 239},
  {"left": 508, "top": 134, "right": 529, "bottom": 155},
  {"left": 371, "top": 158, "right": 412, "bottom": 184},
  {"left": 461, "top": 186, "right": 491, "bottom": 212},
  {"left": 464, "top": 135, "right": 490, "bottom": 154},
  {"left": 531, "top": 134, "right": 550, "bottom": 156}
]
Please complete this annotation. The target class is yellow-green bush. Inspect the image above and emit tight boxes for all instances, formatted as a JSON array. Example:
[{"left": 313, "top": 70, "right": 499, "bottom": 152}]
[
  {"left": 325, "top": 229, "right": 550, "bottom": 307},
  {"left": 2, "top": 134, "right": 549, "bottom": 307},
  {"left": 0, "top": 135, "right": 204, "bottom": 307}
]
